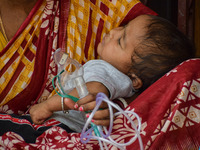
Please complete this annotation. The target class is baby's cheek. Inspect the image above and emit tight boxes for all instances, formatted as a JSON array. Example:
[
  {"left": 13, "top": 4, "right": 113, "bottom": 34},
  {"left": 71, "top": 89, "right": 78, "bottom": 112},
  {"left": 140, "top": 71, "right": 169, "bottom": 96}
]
[{"left": 97, "top": 43, "right": 102, "bottom": 56}]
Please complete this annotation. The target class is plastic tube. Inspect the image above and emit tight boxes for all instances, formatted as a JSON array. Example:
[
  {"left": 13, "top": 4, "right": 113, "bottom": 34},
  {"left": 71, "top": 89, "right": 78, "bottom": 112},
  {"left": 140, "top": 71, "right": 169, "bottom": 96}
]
[{"left": 81, "top": 92, "right": 144, "bottom": 150}]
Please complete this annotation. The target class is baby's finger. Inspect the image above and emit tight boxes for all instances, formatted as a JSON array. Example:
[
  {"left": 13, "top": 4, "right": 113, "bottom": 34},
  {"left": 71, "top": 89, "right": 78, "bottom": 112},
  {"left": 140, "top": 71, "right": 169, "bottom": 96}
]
[{"left": 32, "top": 117, "right": 45, "bottom": 125}]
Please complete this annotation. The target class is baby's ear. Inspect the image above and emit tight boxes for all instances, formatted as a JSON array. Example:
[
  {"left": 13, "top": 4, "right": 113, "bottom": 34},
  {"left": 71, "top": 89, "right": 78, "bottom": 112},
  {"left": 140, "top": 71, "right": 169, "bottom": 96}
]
[{"left": 130, "top": 73, "right": 143, "bottom": 90}]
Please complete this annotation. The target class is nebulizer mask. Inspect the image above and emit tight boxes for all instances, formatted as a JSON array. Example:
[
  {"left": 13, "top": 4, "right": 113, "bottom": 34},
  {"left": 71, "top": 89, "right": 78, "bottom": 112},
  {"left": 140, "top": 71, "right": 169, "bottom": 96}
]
[
  {"left": 52, "top": 48, "right": 88, "bottom": 100},
  {"left": 52, "top": 48, "right": 144, "bottom": 150}
]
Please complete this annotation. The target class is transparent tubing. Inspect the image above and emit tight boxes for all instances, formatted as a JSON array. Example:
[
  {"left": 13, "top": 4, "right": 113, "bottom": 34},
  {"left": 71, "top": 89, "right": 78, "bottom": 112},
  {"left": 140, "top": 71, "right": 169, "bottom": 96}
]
[
  {"left": 74, "top": 76, "right": 104, "bottom": 150},
  {"left": 81, "top": 93, "right": 144, "bottom": 150}
]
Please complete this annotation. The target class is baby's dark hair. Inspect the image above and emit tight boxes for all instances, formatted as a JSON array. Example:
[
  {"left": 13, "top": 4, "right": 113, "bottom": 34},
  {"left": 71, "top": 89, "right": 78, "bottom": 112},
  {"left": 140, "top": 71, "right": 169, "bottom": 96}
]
[{"left": 130, "top": 15, "right": 195, "bottom": 92}]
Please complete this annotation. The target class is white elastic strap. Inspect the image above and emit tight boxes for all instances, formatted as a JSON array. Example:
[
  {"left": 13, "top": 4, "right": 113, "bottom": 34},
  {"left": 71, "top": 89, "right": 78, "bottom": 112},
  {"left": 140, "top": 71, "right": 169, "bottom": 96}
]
[{"left": 118, "top": 98, "right": 128, "bottom": 108}]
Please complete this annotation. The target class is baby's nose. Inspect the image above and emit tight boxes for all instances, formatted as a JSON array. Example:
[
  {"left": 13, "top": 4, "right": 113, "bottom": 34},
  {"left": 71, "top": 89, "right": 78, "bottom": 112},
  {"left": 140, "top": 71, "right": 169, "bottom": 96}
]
[
  {"left": 109, "top": 27, "right": 123, "bottom": 37},
  {"left": 109, "top": 30, "right": 115, "bottom": 39},
  {"left": 104, "top": 32, "right": 113, "bottom": 40}
]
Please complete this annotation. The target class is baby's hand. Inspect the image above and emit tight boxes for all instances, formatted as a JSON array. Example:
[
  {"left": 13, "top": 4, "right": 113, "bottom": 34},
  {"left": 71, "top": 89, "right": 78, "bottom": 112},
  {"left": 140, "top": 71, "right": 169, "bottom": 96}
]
[{"left": 29, "top": 102, "right": 53, "bottom": 125}]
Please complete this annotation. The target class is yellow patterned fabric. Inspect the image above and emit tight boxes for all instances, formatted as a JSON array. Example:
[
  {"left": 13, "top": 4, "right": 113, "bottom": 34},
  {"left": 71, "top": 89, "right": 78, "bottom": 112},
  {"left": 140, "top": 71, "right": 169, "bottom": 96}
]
[
  {"left": 66, "top": 0, "right": 140, "bottom": 64},
  {"left": 0, "top": 31, "right": 7, "bottom": 51},
  {"left": 0, "top": 1, "right": 50, "bottom": 110},
  {"left": 0, "top": 3, "right": 45, "bottom": 106}
]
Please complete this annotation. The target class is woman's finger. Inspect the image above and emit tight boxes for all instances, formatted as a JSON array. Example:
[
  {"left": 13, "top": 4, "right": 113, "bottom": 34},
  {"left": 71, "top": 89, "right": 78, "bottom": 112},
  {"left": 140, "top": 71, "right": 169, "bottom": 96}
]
[
  {"left": 64, "top": 98, "right": 76, "bottom": 109},
  {"left": 91, "top": 118, "right": 110, "bottom": 126},
  {"left": 87, "top": 109, "right": 110, "bottom": 120},
  {"left": 78, "top": 100, "right": 109, "bottom": 112},
  {"left": 77, "top": 94, "right": 96, "bottom": 105}
]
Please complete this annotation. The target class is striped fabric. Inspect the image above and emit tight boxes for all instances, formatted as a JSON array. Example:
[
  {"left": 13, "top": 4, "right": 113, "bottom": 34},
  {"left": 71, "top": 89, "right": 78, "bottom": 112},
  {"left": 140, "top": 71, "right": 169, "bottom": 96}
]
[
  {"left": 0, "top": 32, "right": 7, "bottom": 50},
  {"left": 0, "top": 0, "right": 156, "bottom": 114},
  {"left": 0, "top": 0, "right": 61, "bottom": 114},
  {"left": 0, "top": 1, "right": 44, "bottom": 105}
]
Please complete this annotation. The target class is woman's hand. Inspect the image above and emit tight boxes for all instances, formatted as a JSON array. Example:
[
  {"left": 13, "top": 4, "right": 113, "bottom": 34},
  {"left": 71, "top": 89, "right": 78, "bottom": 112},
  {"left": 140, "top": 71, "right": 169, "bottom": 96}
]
[{"left": 74, "top": 93, "right": 116, "bottom": 126}]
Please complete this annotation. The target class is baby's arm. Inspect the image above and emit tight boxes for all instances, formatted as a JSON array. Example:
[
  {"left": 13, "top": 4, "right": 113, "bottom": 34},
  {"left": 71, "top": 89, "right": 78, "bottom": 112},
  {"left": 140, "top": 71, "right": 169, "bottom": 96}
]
[
  {"left": 30, "top": 59, "right": 133, "bottom": 125},
  {"left": 29, "top": 81, "right": 109, "bottom": 125}
]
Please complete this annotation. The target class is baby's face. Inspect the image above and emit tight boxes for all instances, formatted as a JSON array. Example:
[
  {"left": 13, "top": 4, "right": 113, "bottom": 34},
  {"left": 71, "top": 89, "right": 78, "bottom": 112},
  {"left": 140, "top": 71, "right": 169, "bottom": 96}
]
[{"left": 97, "top": 15, "right": 150, "bottom": 74}]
